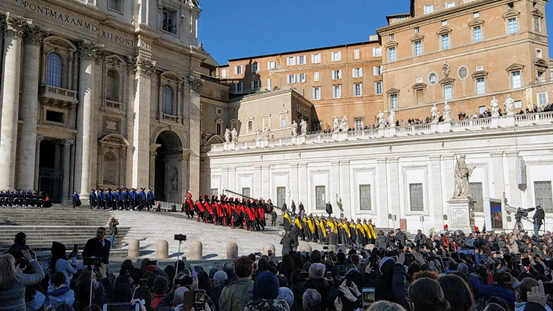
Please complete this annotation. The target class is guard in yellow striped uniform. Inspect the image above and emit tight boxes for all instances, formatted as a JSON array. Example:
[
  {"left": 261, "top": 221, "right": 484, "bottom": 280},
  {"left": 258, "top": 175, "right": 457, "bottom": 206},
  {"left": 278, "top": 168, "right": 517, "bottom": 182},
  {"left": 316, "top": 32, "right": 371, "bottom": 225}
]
[
  {"left": 307, "top": 215, "right": 316, "bottom": 242},
  {"left": 294, "top": 216, "right": 304, "bottom": 240},
  {"left": 283, "top": 210, "right": 292, "bottom": 232},
  {"left": 355, "top": 219, "right": 366, "bottom": 249}
]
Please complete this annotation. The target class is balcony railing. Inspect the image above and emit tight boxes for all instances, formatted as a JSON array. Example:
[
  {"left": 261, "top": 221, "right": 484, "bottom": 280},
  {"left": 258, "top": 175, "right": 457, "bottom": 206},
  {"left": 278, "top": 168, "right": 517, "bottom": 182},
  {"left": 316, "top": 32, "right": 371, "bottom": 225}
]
[
  {"left": 103, "top": 100, "right": 126, "bottom": 112},
  {"left": 40, "top": 85, "right": 78, "bottom": 107},
  {"left": 205, "top": 111, "right": 553, "bottom": 153}
]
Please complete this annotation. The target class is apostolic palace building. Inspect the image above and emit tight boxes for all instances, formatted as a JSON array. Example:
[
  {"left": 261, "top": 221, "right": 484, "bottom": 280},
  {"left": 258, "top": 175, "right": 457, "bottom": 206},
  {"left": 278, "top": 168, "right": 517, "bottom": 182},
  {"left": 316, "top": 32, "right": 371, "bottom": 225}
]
[{"left": 1, "top": 0, "right": 553, "bottom": 232}]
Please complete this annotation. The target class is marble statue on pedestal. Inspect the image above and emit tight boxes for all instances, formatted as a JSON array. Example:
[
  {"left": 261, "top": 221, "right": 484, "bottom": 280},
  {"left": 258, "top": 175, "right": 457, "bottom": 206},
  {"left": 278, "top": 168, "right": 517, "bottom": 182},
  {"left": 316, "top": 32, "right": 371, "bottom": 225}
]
[
  {"left": 300, "top": 119, "right": 307, "bottom": 136},
  {"left": 333, "top": 116, "right": 340, "bottom": 132},
  {"left": 431, "top": 104, "right": 440, "bottom": 123},
  {"left": 491, "top": 96, "right": 499, "bottom": 117},
  {"left": 377, "top": 110, "right": 385, "bottom": 128},
  {"left": 388, "top": 109, "right": 396, "bottom": 127},
  {"left": 504, "top": 95, "right": 515, "bottom": 116},
  {"left": 231, "top": 128, "right": 238, "bottom": 142},
  {"left": 291, "top": 120, "right": 298, "bottom": 136},
  {"left": 263, "top": 125, "right": 271, "bottom": 139},
  {"left": 224, "top": 128, "right": 231, "bottom": 143},
  {"left": 443, "top": 102, "right": 452, "bottom": 122},
  {"left": 340, "top": 115, "right": 348, "bottom": 132},
  {"left": 453, "top": 154, "right": 475, "bottom": 199},
  {"left": 255, "top": 126, "right": 261, "bottom": 140}
]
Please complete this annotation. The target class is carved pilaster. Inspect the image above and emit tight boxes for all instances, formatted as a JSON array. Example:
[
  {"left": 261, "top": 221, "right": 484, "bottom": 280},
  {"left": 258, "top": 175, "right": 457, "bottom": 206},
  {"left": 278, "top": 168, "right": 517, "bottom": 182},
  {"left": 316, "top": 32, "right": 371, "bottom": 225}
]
[
  {"left": 0, "top": 13, "right": 7, "bottom": 31},
  {"left": 77, "top": 41, "right": 103, "bottom": 61},
  {"left": 63, "top": 139, "right": 74, "bottom": 146},
  {"left": 5, "top": 13, "right": 28, "bottom": 38},
  {"left": 126, "top": 56, "right": 137, "bottom": 73},
  {"left": 23, "top": 25, "right": 49, "bottom": 46},
  {"left": 136, "top": 56, "right": 156, "bottom": 75},
  {"left": 188, "top": 75, "right": 204, "bottom": 93},
  {"left": 36, "top": 135, "right": 44, "bottom": 143}
]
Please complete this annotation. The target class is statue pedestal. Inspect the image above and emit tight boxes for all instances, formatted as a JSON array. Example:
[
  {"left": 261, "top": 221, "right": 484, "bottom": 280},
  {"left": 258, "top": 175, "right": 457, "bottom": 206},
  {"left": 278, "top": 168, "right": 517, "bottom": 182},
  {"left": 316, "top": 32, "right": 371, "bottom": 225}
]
[
  {"left": 294, "top": 136, "right": 306, "bottom": 144},
  {"left": 431, "top": 122, "right": 439, "bottom": 132},
  {"left": 223, "top": 142, "right": 235, "bottom": 151},
  {"left": 499, "top": 115, "right": 515, "bottom": 127},
  {"left": 491, "top": 116, "right": 500, "bottom": 128},
  {"left": 385, "top": 127, "right": 397, "bottom": 137},
  {"left": 332, "top": 132, "right": 348, "bottom": 141},
  {"left": 447, "top": 197, "right": 476, "bottom": 233},
  {"left": 438, "top": 121, "right": 452, "bottom": 132},
  {"left": 259, "top": 139, "right": 269, "bottom": 148},
  {"left": 378, "top": 127, "right": 385, "bottom": 137}
]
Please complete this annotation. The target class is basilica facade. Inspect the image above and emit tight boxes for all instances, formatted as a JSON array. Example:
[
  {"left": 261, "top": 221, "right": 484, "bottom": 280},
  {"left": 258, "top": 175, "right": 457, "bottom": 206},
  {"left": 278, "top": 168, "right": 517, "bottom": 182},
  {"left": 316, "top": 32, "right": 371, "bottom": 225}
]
[{"left": 0, "top": 0, "right": 207, "bottom": 203}]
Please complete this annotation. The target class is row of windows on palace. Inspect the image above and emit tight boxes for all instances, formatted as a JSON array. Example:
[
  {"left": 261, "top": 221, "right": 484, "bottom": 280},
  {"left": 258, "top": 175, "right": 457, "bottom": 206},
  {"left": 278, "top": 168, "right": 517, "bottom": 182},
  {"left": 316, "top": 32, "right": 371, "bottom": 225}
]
[
  {"left": 229, "top": 65, "right": 550, "bottom": 105},
  {"left": 45, "top": 53, "right": 180, "bottom": 117},
  {"left": 222, "top": 48, "right": 383, "bottom": 79},
  {"left": 207, "top": 180, "right": 553, "bottom": 213},
  {"left": 386, "top": 9, "right": 544, "bottom": 62}
]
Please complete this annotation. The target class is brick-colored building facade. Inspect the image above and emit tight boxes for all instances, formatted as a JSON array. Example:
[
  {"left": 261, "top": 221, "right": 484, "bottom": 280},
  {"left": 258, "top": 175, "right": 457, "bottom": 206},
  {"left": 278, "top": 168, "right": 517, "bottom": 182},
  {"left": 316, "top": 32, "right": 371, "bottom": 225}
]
[
  {"left": 378, "top": 0, "right": 551, "bottom": 121},
  {"left": 208, "top": 0, "right": 551, "bottom": 137},
  {"left": 217, "top": 38, "right": 384, "bottom": 131}
]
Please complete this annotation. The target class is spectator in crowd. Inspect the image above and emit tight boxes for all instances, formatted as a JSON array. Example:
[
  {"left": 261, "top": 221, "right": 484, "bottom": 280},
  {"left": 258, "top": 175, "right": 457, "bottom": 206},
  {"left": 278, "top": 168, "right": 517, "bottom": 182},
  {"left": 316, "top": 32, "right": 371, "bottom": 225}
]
[
  {"left": 219, "top": 256, "right": 254, "bottom": 311},
  {"left": 244, "top": 271, "right": 290, "bottom": 311},
  {"left": 0, "top": 249, "right": 45, "bottom": 311},
  {"left": 46, "top": 241, "right": 77, "bottom": 290},
  {"left": 48, "top": 272, "right": 75, "bottom": 307}
]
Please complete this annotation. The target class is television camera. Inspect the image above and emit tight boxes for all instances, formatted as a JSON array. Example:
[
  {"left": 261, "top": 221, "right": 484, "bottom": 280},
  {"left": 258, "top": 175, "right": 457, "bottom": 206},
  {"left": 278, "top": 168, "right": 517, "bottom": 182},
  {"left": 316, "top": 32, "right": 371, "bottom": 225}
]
[{"left": 505, "top": 205, "right": 535, "bottom": 232}]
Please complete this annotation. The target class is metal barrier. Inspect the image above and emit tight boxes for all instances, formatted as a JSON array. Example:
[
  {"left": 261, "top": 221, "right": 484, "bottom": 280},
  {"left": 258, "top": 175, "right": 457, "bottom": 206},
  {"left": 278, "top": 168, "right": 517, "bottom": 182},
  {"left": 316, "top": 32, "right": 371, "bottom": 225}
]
[{"left": 156, "top": 201, "right": 181, "bottom": 212}]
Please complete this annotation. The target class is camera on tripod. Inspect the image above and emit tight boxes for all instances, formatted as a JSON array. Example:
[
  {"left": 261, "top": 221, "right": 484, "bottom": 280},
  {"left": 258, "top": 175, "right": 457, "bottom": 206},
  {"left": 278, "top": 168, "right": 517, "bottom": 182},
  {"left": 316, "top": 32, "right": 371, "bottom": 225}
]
[{"left": 514, "top": 207, "right": 535, "bottom": 221}]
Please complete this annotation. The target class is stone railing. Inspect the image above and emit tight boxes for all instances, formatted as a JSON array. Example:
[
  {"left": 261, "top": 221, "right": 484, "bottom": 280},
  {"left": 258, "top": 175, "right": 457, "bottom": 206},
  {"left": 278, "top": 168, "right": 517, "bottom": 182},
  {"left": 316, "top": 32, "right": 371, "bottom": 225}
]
[
  {"left": 161, "top": 113, "right": 179, "bottom": 124},
  {"left": 40, "top": 85, "right": 78, "bottom": 104},
  {"left": 103, "top": 99, "right": 126, "bottom": 112},
  {"left": 204, "top": 112, "right": 553, "bottom": 153}
]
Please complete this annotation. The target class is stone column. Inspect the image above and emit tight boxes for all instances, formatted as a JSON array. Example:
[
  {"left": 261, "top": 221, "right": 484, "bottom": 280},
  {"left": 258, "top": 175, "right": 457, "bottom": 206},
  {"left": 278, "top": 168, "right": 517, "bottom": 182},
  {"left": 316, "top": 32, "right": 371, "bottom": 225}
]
[
  {"left": 15, "top": 25, "right": 48, "bottom": 190},
  {"left": 0, "top": 14, "right": 26, "bottom": 190},
  {"left": 131, "top": 56, "right": 155, "bottom": 188},
  {"left": 34, "top": 136, "right": 44, "bottom": 190},
  {"left": 75, "top": 41, "right": 101, "bottom": 196},
  {"left": 188, "top": 75, "right": 203, "bottom": 196},
  {"left": 62, "top": 140, "right": 74, "bottom": 203},
  {"left": 149, "top": 144, "right": 160, "bottom": 187}
]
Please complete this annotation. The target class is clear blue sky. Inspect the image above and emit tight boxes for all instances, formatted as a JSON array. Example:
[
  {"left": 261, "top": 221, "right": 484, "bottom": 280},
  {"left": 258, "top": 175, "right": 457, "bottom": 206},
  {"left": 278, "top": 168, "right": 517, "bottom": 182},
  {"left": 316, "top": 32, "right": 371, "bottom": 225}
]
[{"left": 198, "top": 0, "right": 552, "bottom": 65}]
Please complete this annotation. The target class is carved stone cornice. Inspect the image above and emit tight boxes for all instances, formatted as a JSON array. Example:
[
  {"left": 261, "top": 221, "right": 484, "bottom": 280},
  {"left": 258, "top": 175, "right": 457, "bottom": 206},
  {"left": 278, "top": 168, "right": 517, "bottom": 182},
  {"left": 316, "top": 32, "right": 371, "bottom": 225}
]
[
  {"left": 188, "top": 75, "right": 204, "bottom": 93},
  {"left": 136, "top": 56, "right": 156, "bottom": 75},
  {"left": 36, "top": 135, "right": 44, "bottom": 142},
  {"left": 24, "top": 25, "right": 49, "bottom": 46},
  {"left": 77, "top": 41, "right": 103, "bottom": 61},
  {"left": 5, "top": 13, "right": 29, "bottom": 38}
]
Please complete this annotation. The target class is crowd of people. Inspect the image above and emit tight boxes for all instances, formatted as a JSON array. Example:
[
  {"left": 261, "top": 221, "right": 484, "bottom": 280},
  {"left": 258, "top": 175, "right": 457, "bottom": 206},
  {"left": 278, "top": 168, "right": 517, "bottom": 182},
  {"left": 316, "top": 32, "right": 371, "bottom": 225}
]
[
  {"left": 181, "top": 193, "right": 277, "bottom": 231},
  {"left": 3, "top": 221, "right": 553, "bottom": 311},
  {"left": 0, "top": 190, "right": 51, "bottom": 208},
  {"left": 281, "top": 210, "right": 379, "bottom": 252},
  {"left": 72, "top": 188, "right": 155, "bottom": 211}
]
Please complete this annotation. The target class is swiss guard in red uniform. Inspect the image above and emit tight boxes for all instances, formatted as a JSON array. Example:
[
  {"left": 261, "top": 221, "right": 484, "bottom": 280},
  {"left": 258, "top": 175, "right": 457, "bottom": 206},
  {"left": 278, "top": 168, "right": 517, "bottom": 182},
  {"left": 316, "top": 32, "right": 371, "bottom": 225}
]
[
  {"left": 182, "top": 191, "right": 194, "bottom": 219},
  {"left": 194, "top": 196, "right": 204, "bottom": 222}
]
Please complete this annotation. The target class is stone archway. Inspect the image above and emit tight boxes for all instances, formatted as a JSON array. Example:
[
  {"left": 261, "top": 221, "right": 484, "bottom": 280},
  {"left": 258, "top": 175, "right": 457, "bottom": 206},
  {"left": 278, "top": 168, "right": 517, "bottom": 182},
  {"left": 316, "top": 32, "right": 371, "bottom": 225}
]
[{"left": 154, "top": 130, "right": 184, "bottom": 202}]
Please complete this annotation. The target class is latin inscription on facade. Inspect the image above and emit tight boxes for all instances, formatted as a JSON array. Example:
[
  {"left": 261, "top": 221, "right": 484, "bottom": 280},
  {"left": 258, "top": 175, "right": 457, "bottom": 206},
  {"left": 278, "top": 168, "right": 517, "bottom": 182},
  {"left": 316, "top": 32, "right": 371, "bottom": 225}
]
[{"left": 11, "top": 0, "right": 136, "bottom": 47}]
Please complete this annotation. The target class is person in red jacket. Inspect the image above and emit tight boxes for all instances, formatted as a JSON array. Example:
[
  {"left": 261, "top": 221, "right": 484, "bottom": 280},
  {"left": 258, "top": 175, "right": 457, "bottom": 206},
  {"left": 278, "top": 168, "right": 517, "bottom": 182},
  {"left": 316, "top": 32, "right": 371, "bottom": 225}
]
[
  {"left": 183, "top": 191, "right": 194, "bottom": 219},
  {"left": 194, "top": 196, "right": 205, "bottom": 222}
]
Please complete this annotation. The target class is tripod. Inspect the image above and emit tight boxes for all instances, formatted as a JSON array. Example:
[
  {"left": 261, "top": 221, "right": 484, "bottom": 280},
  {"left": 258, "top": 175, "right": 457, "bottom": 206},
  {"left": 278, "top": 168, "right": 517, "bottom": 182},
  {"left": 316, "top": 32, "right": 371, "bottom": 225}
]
[{"left": 513, "top": 216, "right": 528, "bottom": 233}]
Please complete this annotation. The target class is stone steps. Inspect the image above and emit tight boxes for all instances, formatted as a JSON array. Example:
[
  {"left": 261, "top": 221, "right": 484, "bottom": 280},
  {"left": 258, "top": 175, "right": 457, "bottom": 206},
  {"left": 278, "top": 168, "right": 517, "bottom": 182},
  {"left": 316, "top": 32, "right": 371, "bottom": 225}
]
[{"left": 0, "top": 205, "right": 132, "bottom": 252}]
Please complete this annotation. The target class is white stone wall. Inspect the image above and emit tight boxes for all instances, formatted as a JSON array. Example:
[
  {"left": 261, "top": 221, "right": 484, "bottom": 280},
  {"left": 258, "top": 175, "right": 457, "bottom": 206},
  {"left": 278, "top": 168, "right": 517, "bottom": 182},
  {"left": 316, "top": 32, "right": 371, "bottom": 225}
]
[{"left": 202, "top": 118, "right": 553, "bottom": 234}]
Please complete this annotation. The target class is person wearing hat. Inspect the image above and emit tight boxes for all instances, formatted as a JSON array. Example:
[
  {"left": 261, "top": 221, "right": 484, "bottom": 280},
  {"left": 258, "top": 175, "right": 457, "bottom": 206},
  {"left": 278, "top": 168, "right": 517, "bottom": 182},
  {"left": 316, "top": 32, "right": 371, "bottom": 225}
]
[
  {"left": 147, "top": 188, "right": 155, "bottom": 210},
  {"left": 283, "top": 210, "right": 292, "bottom": 232},
  {"left": 244, "top": 271, "right": 290, "bottom": 311},
  {"left": 89, "top": 189, "right": 97, "bottom": 210},
  {"left": 194, "top": 196, "right": 205, "bottom": 222}
]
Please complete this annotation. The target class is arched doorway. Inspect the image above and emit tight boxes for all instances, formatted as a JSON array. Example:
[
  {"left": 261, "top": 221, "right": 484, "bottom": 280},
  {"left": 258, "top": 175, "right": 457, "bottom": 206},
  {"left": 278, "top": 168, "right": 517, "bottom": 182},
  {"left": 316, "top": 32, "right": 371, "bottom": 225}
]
[{"left": 154, "top": 130, "right": 183, "bottom": 202}]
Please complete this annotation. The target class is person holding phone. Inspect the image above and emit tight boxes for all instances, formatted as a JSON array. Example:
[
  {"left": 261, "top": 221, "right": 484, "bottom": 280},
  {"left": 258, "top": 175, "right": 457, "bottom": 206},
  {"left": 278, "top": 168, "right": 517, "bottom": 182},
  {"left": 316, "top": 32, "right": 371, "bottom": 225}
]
[
  {"left": 0, "top": 249, "right": 45, "bottom": 311},
  {"left": 45, "top": 241, "right": 77, "bottom": 291}
]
